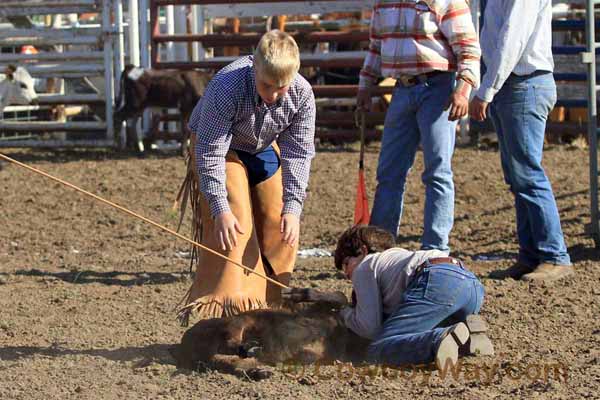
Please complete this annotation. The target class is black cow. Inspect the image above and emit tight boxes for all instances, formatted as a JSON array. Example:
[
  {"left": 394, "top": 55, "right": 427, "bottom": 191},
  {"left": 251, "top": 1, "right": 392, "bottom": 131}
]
[{"left": 114, "top": 64, "right": 211, "bottom": 150}]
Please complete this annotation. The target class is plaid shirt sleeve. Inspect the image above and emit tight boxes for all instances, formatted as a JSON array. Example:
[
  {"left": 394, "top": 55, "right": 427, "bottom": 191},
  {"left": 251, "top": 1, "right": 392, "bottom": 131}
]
[
  {"left": 277, "top": 88, "right": 316, "bottom": 216},
  {"left": 439, "top": 0, "right": 481, "bottom": 88},
  {"left": 189, "top": 80, "right": 235, "bottom": 217},
  {"left": 358, "top": 11, "right": 383, "bottom": 90}
]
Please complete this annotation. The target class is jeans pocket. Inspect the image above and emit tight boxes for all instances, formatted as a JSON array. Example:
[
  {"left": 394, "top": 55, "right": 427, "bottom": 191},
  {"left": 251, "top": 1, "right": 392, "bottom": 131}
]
[
  {"left": 403, "top": 272, "right": 428, "bottom": 301},
  {"left": 534, "top": 86, "right": 557, "bottom": 116},
  {"left": 496, "top": 83, "right": 529, "bottom": 106},
  {"left": 423, "top": 269, "right": 466, "bottom": 306}
]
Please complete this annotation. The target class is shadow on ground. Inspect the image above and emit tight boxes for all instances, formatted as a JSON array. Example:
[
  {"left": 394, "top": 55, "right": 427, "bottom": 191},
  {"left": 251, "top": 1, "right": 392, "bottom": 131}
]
[
  {"left": 0, "top": 343, "right": 175, "bottom": 367},
  {"left": 2, "top": 269, "right": 189, "bottom": 286}
]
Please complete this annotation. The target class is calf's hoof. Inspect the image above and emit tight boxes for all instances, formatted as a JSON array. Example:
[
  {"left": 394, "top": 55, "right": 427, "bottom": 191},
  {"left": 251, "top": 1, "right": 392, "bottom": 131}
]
[
  {"left": 246, "top": 367, "right": 273, "bottom": 381},
  {"left": 239, "top": 340, "right": 263, "bottom": 358}
]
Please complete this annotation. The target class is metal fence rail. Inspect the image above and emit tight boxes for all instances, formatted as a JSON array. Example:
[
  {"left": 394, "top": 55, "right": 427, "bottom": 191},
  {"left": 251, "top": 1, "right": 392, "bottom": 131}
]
[
  {"left": 584, "top": 0, "right": 600, "bottom": 247},
  {"left": 144, "top": 0, "right": 380, "bottom": 141},
  {"left": 0, "top": 0, "right": 123, "bottom": 148}
]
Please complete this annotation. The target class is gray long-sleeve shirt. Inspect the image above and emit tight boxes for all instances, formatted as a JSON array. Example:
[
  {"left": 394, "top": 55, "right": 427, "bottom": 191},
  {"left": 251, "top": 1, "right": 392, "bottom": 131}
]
[{"left": 339, "top": 248, "right": 447, "bottom": 339}]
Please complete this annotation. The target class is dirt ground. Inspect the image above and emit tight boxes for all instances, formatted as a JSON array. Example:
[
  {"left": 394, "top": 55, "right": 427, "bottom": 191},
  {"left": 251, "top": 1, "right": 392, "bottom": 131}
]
[{"left": 0, "top": 142, "right": 599, "bottom": 400}]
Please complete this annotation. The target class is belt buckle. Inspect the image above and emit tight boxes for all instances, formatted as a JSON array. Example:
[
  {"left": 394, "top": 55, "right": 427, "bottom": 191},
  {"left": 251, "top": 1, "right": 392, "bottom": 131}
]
[{"left": 398, "top": 75, "right": 415, "bottom": 87}]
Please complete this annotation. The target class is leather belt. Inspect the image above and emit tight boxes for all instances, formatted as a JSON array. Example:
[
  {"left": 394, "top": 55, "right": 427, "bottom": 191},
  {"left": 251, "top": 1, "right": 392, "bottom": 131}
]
[
  {"left": 413, "top": 256, "right": 464, "bottom": 278},
  {"left": 396, "top": 70, "right": 446, "bottom": 88},
  {"left": 509, "top": 70, "right": 551, "bottom": 79}
]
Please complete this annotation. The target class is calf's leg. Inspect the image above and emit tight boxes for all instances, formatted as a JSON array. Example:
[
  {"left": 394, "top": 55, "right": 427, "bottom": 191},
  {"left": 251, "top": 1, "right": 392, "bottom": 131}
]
[{"left": 211, "top": 354, "right": 273, "bottom": 380}]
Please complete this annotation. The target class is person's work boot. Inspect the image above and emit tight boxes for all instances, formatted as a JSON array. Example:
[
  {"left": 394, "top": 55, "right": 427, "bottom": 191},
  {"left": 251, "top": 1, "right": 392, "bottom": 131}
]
[
  {"left": 521, "top": 263, "right": 575, "bottom": 282},
  {"left": 436, "top": 322, "right": 469, "bottom": 371},
  {"left": 488, "top": 262, "right": 534, "bottom": 280},
  {"left": 464, "top": 315, "right": 494, "bottom": 356}
]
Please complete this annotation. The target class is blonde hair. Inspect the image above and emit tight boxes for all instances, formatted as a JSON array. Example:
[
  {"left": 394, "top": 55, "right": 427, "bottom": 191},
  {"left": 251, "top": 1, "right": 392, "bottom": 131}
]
[{"left": 253, "top": 30, "right": 300, "bottom": 87}]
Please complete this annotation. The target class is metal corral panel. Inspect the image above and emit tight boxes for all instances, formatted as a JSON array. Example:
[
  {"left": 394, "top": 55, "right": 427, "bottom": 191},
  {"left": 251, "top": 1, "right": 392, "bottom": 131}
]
[
  {"left": 0, "top": 27, "right": 102, "bottom": 47},
  {"left": 0, "top": 0, "right": 99, "bottom": 17},
  {"left": 0, "top": 121, "right": 107, "bottom": 132},
  {"left": 201, "top": 1, "right": 373, "bottom": 18}
]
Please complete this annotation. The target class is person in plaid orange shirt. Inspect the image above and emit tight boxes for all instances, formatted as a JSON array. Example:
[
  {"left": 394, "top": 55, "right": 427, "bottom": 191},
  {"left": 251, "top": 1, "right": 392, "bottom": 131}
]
[{"left": 357, "top": 0, "right": 480, "bottom": 253}]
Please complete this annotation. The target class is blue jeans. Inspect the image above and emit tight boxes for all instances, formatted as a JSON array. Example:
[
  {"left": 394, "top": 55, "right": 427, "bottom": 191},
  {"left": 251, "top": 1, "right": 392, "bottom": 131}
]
[
  {"left": 489, "top": 72, "right": 571, "bottom": 267},
  {"left": 368, "top": 263, "right": 484, "bottom": 366},
  {"left": 370, "top": 73, "right": 457, "bottom": 251}
]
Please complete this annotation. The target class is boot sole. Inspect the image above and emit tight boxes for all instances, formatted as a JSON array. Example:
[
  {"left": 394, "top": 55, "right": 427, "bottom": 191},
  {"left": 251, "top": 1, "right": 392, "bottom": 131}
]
[
  {"left": 465, "top": 315, "right": 495, "bottom": 356},
  {"left": 466, "top": 314, "right": 488, "bottom": 333},
  {"left": 521, "top": 267, "right": 575, "bottom": 282},
  {"left": 469, "top": 333, "right": 495, "bottom": 356},
  {"left": 435, "top": 322, "right": 469, "bottom": 371}
]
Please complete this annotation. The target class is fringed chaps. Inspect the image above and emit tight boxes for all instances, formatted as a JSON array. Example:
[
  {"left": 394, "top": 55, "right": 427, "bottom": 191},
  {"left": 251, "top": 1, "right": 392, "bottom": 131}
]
[{"left": 177, "top": 142, "right": 297, "bottom": 325}]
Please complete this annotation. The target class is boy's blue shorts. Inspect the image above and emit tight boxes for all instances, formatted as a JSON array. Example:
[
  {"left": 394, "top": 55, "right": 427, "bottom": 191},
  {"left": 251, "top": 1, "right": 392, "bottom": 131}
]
[{"left": 235, "top": 145, "right": 280, "bottom": 187}]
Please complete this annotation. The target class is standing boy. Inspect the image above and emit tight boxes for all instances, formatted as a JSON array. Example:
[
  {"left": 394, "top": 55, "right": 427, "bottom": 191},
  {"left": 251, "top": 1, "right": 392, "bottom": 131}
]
[{"left": 178, "top": 30, "right": 316, "bottom": 322}]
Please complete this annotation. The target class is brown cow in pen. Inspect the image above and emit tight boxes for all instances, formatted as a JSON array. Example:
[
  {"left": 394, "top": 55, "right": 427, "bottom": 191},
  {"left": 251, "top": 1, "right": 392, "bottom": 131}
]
[
  {"left": 114, "top": 64, "right": 211, "bottom": 149},
  {"left": 169, "top": 289, "right": 371, "bottom": 380}
]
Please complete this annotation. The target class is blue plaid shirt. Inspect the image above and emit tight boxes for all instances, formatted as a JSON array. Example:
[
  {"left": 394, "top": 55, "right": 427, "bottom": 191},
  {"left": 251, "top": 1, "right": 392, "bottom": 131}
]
[{"left": 188, "top": 56, "right": 316, "bottom": 217}]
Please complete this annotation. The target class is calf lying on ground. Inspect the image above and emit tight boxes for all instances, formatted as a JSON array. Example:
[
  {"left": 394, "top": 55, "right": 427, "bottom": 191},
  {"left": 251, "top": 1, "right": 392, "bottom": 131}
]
[{"left": 170, "top": 289, "right": 371, "bottom": 380}]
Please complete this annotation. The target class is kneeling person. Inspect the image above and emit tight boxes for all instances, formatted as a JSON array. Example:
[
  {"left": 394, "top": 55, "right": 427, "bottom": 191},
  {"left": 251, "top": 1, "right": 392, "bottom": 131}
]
[
  {"left": 335, "top": 226, "right": 487, "bottom": 369},
  {"left": 179, "top": 30, "right": 316, "bottom": 322}
]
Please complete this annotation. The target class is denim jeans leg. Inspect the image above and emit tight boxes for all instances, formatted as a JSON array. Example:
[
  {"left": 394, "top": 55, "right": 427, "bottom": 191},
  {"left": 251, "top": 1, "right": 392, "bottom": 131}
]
[
  {"left": 368, "top": 265, "right": 484, "bottom": 366},
  {"left": 492, "top": 73, "right": 571, "bottom": 266},
  {"left": 415, "top": 74, "right": 457, "bottom": 251},
  {"left": 490, "top": 109, "right": 511, "bottom": 186},
  {"left": 370, "top": 86, "right": 420, "bottom": 237},
  {"left": 490, "top": 103, "right": 537, "bottom": 267}
]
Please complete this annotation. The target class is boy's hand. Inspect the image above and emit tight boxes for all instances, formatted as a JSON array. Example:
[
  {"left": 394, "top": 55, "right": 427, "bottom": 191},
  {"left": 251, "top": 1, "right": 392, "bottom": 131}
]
[
  {"left": 356, "top": 89, "right": 372, "bottom": 111},
  {"left": 280, "top": 213, "right": 299, "bottom": 246},
  {"left": 214, "top": 212, "right": 245, "bottom": 251},
  {"left": 469, "top": 96, "right": 489, "bottom": 121},
  {"left": 445, "top": 79, "right": 472, "bottom": 121},
  {"left": 446, "top": 90, "right": 469, "bottom": 121}
]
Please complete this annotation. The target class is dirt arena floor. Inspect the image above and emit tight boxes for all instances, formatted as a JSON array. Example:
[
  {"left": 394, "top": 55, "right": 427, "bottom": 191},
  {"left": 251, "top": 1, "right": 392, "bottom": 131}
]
[{"left": 0, "top": 141, "right": 599, "bottom": 399}]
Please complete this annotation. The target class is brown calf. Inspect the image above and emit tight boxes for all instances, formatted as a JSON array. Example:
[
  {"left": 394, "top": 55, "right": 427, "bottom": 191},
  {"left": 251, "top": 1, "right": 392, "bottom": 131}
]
[
  {"left": 114, "top": 65, "right": 211, "bottom": 149},
  {"left": 170, "top": 290, "right": 370, "bottom": 380}
]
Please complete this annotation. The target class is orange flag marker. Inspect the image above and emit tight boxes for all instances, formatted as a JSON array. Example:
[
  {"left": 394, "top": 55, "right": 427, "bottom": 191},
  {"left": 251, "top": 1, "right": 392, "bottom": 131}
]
[{"left": 354, "top": 111, "right": 370, "bottom": 225}]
